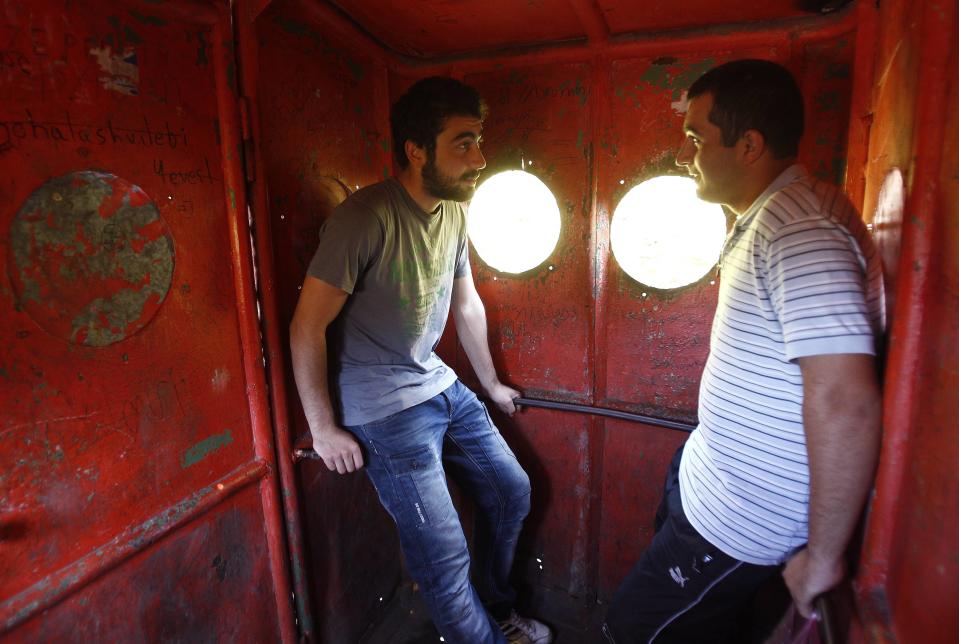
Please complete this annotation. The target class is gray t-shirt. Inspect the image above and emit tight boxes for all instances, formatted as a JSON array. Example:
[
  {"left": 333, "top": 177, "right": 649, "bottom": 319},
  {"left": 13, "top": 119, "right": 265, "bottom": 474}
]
[{"left": 307, "top": 178, "right": 469, "bottom": 426}]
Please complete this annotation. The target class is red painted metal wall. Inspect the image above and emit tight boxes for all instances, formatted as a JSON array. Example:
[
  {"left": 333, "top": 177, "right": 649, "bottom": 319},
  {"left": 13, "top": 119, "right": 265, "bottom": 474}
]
[
  {"left": 236, "top": 0, "right": 400, "bottom": 641},
  {"left": 856, "top": 0, "right": 959, "bottom": 642},
  {"left": 7, "top": 0, "right": 958, "bottom": 641},
  {"left": 0, "top": 0, "right": 294, "bottom": 640},
  {"left": 239, "top": 3, "right": 865, "bottom": 638},
  {"left": 457, "top": 32, "right": 857, "bottom": 632}
]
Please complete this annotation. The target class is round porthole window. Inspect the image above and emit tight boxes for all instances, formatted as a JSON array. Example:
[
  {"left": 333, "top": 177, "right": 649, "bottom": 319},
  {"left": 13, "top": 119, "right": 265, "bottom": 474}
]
[
  {"left": 611, "top": 175, "right": 726, "bottom": 290},
  {"left": 467, "top": 170, "right": 561, "bottom": 274}
]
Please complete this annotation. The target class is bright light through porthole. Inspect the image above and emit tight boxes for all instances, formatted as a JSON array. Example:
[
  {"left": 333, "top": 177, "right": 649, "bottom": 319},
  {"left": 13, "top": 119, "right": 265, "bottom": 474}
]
[
  {"left": 611, "top": 176, "right": 727, "bottom": 290},
  {"left": 467, "top": 170, "right": 561, "bottom": 274}
]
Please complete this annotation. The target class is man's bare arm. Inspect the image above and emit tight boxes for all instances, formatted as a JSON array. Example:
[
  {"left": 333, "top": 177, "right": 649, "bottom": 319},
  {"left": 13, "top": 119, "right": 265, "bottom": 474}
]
[
  {"left": 783, "top": 353, "right": 882, "bottom": 616},
  {"left": 289, "top": 276, "right": 363, "bottom": 474},
  {"left": 451, "top": 272, "right": 520, "bottom": 416}
]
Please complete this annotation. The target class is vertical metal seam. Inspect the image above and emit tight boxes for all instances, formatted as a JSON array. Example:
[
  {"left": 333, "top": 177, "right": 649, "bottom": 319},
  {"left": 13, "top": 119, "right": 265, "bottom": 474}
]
[{"left": 213, "top": 4, "right": 298, "bottom": 642}]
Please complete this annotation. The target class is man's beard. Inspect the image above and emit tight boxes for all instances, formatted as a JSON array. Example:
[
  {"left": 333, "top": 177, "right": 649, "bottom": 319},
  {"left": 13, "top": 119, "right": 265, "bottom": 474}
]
[{"left": 422, "top": 151, "right": 480, "bottom": 202}]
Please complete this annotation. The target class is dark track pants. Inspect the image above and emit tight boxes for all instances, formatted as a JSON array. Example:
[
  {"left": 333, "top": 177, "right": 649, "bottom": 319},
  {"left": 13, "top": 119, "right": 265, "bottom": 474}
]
[{"left": 602, "top": 447, "right": 781, "bottom": 644}]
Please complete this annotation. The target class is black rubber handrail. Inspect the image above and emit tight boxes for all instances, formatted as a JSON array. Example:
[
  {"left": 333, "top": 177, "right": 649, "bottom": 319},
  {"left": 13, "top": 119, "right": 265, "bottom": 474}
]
[
  {"left": 513, "top": 397, "right": 696, "bottom": 433},
  {"left": 293, "top": 397, "right": 697, "bottom": 461}
]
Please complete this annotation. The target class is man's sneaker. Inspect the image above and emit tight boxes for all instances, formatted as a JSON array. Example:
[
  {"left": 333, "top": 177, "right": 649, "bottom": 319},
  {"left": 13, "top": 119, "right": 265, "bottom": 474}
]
[{"left": 498, "top": 610, "right": 553, "bottom": 643}]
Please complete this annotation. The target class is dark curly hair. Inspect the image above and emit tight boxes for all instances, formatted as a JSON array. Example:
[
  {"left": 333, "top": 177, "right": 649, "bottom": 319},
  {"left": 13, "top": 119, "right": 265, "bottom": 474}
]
[{"left": 390, "top": 76, "right": 488, "bottom": 169}]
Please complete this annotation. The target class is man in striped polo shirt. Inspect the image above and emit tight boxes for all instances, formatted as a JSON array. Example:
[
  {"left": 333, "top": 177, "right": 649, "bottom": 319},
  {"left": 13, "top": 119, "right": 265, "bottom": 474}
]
[{"left": 603, "top": 60, "right": 884, "bottom": 643}]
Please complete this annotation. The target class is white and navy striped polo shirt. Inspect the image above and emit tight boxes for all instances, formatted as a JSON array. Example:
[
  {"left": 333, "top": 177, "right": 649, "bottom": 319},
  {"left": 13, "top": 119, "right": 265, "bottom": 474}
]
[{"left": 679, "top": 164, "right": 885, "bottom": 565}]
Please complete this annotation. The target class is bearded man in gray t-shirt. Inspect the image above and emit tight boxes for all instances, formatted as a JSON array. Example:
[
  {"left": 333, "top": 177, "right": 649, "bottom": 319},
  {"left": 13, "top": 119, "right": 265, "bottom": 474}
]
[{"left": 290, "top": 77, "right": 552, "bottom": 644}]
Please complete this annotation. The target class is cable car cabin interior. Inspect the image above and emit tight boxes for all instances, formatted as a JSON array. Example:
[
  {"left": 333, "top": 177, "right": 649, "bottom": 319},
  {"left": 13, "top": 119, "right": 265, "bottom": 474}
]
[{"left": 1, "top": 0, "right": 957, "bottom": 642}]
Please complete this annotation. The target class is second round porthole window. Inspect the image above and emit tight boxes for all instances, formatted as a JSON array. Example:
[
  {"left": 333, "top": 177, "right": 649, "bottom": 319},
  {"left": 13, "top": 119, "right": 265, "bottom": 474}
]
[{"left": 611, "top": 175, "right": 727, "bottom": 290}]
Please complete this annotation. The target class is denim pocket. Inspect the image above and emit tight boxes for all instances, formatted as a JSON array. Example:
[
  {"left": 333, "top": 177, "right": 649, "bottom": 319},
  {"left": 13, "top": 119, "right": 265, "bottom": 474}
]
[
  {"left": 385, "top": 446, "right": 453, "bottom": 528},
  {"left": 479, "top": 401, "right": 518, "bottom": 460}
]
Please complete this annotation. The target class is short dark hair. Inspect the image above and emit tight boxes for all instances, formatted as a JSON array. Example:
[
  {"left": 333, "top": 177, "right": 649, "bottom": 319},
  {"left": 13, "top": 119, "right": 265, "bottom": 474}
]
[
  {"left": 390, "top": 76, "right": 488, "bottom": 169},
  {"left": 687, "top": 59, "right": 804, "bottom": 159}
]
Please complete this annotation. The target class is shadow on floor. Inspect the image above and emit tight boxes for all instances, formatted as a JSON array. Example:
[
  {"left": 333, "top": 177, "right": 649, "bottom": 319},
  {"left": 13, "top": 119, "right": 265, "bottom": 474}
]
[
  {"left": 358, "top": 582, "right": 598, "bottom": 644},
  {"left": 359, "top": 574, "right": 796, "bottom": 644}
]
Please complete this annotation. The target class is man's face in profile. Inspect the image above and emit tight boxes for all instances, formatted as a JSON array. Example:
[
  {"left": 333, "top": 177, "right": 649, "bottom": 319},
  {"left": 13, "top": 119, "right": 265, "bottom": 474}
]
[
  {"left": 422, "top": 115, "right": 487, "bottom": 203},
  {"left": 676, "top": 92, "right": 744, "bottom": 210}
]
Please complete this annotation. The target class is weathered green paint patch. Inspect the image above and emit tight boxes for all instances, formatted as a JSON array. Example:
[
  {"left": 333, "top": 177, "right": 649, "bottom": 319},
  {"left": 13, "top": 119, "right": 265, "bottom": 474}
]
[
  {"left": 641, "top": 58, "right": 716, "bottom": 100},
  {"left": 129, "top": 493, "right": 202, "bottom": 548},
  {"left": 182, "top": 430, "right": 234, "bottom": 468},
  {"left": 824, "top": 63, "right": 849, "bottom": 80},
  {"left": 815, "top": 90, "right": 840, "bottom": 111},
  {"left": 273, "top": 15, "right": 316, "bottom": 40},
  {"left": 195, "top": 30, "right": 210, "bottom": 66},
  {"left": 107, "top": 15, "right": 143, "bottom": 45},
  {"left": 70, "top": 234, "right": 174, "bottom": 346},
  {"left": 129, "top": 9, "right": 167, "bottom": 26},
  {"left": 346, "top": 57, "right": 364, "bottom": 81},
  {"left": 291, "top": 555, "right": 315, "bottom": 630},
  {"left": 272, "top": 15, "right": 366, "bottom": 81}
]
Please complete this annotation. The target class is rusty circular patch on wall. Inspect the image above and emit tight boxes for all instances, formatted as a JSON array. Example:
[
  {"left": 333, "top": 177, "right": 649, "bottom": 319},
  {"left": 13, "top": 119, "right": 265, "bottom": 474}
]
[{"left": 9, "top": 170, "right": 174, "bottom": 346}]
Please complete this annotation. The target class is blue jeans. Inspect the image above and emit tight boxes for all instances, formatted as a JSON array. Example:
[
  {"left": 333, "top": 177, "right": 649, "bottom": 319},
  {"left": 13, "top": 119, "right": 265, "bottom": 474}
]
[{"left": 348, "top": 380, "right": 531, "bottom": 644}]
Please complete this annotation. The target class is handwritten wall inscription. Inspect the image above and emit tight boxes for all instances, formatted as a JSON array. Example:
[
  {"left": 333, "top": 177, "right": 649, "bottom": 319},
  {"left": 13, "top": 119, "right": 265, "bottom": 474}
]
[
  {"left": 0, "top": 109, "right": 189, "bottom": 154},
  {"left": 153, "top": 157, "right": 217, "bottom": 186}
]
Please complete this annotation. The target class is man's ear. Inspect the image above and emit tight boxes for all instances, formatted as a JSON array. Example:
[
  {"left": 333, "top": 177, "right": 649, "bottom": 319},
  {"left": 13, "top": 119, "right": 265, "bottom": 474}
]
[
  {"left": 405, "top": 140, "right": 427, "bottom": 169},
  {"left": 741, "top": 129, "right": 766, "bottom": 164}
]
